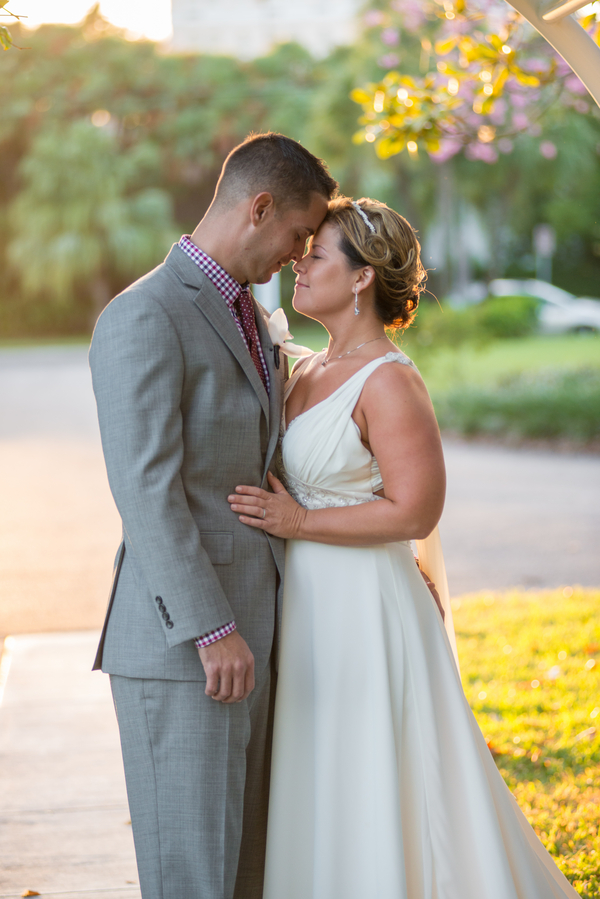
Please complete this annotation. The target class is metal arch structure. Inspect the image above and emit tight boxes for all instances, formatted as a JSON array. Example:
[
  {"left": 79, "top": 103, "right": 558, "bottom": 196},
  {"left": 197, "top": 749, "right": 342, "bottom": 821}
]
[{"left": 506, "top": 0, "right": 600, "bottom": 107}]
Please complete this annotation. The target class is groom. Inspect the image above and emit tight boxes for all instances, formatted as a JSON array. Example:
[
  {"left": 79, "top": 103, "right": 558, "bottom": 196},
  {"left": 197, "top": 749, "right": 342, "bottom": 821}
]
[{"left": 89, "top": 132, "right": 336, "bottom": 899}]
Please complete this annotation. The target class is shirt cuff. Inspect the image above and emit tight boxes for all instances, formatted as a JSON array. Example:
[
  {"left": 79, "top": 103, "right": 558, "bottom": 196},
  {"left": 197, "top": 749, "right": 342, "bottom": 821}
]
[{"left": 194, "top": 620, "right": 237, "bottom": 649}]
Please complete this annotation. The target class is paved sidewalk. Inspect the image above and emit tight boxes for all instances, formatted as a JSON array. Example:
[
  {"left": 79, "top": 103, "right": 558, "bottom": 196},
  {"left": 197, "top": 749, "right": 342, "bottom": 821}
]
[
  {"left": 440, "top": 438, "right": 600, "bottom": 593},
  {"left": 0, "top": 631, "right": 140, "bottom": 899}
]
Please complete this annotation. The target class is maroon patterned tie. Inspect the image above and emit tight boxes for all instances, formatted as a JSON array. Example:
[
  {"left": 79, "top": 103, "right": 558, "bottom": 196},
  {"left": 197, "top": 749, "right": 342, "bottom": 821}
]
[{"left": 235, "top": 287, "right": 269, "bottom": 393}]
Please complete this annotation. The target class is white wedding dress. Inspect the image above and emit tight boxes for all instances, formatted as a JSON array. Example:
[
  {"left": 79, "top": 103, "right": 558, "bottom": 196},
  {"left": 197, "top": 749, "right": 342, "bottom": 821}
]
[{"left": 262, "top": 351, "right": 579, "bottom": 899}]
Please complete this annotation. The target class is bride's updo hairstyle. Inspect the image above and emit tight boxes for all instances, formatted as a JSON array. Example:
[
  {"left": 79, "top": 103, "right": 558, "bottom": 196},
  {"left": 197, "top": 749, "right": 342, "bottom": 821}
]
[{"left": 323, "top": 196, "right": 426, "bottom": 330}]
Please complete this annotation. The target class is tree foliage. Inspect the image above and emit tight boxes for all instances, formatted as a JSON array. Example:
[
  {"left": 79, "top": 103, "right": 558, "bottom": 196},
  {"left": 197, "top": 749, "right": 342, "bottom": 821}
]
[
  {"left": 0, "top": 7, "right": 382, "bottom": 330},
  {"left": 0, "top": 5, "right": 599, "bottom": 333},
  {"left": 7, "top": 120, "right": 178, "bottom": 320}
]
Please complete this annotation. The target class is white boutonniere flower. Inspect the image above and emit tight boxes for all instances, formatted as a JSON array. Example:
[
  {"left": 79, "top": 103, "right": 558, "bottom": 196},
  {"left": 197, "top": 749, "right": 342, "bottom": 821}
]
[{"left": 267, "top": 308, "right": 313, "bottom": 359}]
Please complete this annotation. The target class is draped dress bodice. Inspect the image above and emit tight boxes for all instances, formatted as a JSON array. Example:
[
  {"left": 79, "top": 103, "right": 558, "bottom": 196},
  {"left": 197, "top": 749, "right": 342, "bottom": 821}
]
[{"left": 281, "top": 351, "right": 415, "bottom": 511}]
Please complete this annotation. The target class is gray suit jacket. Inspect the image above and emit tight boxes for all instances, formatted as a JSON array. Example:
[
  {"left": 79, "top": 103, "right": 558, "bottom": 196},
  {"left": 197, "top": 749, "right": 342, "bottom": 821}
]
[{"left": 89, "top": 244, "right": 285, "bottom": 681}]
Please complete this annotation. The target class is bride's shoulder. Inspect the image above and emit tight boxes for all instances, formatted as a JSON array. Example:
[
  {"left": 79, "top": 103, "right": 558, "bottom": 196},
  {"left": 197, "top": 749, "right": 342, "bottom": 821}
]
[
  {"left": 356, "top": 354, "right": 436, "bottom": 433},
  {"left": 364, "top": 351, "right": 426, "bottom": 397}
]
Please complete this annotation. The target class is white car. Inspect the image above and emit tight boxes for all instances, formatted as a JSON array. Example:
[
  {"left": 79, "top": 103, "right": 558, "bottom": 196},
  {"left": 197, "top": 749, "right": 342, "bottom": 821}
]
[{"left": 487, "top": 279, "right": 600, "bottom": 334}]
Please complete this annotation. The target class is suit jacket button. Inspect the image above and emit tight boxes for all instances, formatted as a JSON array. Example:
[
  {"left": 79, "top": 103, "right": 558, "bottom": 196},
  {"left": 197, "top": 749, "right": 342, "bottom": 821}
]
[
  {"left": 158, "top": 603, "right": 166, "bottom": 612},
  {"left": 166, "top": 620, "right": 174, "bottom": 629},
  {"left": 155, "top": 596, "right": 162, "bottom": 604},
  {"left": 162, "top": 611, "right": 169, "bottom": 620}
]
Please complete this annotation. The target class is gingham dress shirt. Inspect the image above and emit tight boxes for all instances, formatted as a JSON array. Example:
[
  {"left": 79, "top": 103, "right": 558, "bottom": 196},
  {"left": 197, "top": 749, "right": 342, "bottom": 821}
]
[
  {"left": 178, "top": 235, "right": 270, "bottom": 649},
  {"left": 179, "top": 235, "right": 270, "bottom": 392}
]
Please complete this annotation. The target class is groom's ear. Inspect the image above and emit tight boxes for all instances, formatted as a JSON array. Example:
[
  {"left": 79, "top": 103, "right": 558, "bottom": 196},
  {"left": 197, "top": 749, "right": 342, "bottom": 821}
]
[{"left": 250, "top": 192, "right": 275, "bottom": 227}]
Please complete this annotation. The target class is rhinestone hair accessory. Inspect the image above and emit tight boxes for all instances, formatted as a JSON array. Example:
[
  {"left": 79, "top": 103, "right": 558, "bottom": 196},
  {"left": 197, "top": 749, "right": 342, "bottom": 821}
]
[{"left": 352, "top": 201, "right": 376, "bottom": 234}]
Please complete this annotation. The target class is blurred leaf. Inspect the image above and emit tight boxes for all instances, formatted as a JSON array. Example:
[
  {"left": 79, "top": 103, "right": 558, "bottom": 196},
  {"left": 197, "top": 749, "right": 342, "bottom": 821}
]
[
  {"left": 513, "top": 70, "right": 541, "bottom": 87},
  {"left": 0, "top": 23, "right": 12, "bottom": 49},
  {"left": 424, "top": 136, "right": 441, "bottom": 153},
  {"left": 350, "top": 88, "right": 372, "bottom": 105},
  {"left": 487, "top": 34, "right": 504, "bottom": 52},
  {"left": 435, "top": 37, "right": 459, "bottom": 56},
  {"left": 376, "top": 133, "right": 406, "bottom": 159},
  {"left": 493, "top": 67, "right": 509, "bottom": 93}
]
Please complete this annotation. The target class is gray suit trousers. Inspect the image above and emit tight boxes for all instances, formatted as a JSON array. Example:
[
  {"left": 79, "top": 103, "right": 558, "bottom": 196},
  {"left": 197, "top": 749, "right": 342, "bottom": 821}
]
[{"left": 111, "top": 659, "right": 276, "bottom": 899}]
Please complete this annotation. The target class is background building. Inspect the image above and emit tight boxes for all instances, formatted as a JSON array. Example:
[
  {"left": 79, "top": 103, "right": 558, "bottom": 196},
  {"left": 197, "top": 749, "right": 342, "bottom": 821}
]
[{"left": 170, "top": 0, "right": 363, "bottom": 58}]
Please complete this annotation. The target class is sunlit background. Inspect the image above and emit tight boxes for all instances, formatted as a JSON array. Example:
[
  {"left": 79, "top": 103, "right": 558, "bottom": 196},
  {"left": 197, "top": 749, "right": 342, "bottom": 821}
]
[
  {"left": 1, "top": 0, "right": 598, "bottom": 638},
  {"left": 20, "top": 0, "right": 172, "bottom": 40},
  {"left": 1, "top": 2, "right": 599, "bottom": 893}
]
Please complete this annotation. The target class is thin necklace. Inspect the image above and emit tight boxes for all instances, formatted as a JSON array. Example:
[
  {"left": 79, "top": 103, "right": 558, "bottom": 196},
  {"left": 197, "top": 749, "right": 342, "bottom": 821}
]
[{"left": 321, "top": 335, "right": 386, "bottom": 367}]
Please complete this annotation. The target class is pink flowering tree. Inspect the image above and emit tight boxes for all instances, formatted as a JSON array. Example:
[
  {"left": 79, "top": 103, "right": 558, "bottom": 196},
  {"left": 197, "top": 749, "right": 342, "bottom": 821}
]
[{"left": 352, "top": 0, "right": 598, "bottom": 165}]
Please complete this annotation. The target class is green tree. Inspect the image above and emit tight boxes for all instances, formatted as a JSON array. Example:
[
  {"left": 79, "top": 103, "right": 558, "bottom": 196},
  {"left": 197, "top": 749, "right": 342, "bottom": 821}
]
[
  {"left": 2, "top": 7, "right": 599, "bottom": 334},
  {"left": 7, "top": 119, "right": 178, "bottom": 324}
]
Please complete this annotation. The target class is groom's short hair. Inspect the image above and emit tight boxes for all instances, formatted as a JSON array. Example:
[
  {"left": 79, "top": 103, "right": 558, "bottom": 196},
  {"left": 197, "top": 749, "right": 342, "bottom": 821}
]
[{"left": 215, "top": 132, "right": 338, "bottom": 211}]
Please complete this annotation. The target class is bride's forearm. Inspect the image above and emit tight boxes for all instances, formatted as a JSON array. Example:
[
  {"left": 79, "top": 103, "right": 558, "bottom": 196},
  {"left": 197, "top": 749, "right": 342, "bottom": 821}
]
[
  {"left": 295, "top": 497, "right": 439, "bottom": 546},
  {"left": 228, "top": 473, "right": 444, "bottom": 544}
]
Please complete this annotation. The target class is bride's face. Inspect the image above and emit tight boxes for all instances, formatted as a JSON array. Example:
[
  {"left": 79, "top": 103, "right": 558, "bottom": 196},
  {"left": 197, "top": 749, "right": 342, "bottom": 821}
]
[{"left": 292, "top": 222, "right": 359, "bottom": 321}]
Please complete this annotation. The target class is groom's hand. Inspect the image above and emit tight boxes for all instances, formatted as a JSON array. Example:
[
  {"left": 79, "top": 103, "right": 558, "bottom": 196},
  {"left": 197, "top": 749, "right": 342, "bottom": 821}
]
[{"left": 198, "top": 631, "right": 255, "bottom": 703}]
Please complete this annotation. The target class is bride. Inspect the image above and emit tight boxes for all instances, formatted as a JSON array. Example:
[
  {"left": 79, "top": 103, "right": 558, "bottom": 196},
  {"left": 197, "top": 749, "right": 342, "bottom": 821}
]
[{"left": 228, "top": 196, "right": 579, "bottom": 898}]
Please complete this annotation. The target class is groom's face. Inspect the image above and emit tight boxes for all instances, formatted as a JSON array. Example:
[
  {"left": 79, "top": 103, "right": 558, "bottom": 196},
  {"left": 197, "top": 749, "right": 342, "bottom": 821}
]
[{"left": 247, "top": 192, "right": 328, "bottom": 285}]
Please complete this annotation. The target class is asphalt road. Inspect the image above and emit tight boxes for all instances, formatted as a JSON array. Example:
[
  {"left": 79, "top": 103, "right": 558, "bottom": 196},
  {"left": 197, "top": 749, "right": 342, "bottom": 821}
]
[{"left": 0, "top": 344, "right": 598, "bottom": 634}]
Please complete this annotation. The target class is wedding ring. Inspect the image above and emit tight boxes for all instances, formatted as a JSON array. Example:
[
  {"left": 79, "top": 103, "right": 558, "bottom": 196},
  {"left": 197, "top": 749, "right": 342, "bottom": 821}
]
[{"left": 262, "top": 508, "right": 266, "bottom": 519}]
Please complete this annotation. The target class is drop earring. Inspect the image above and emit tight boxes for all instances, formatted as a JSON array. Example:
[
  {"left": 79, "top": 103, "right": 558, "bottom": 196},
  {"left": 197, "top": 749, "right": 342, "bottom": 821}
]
[{"left": 354, "top": 285, "right": 360, "bottom": 316}]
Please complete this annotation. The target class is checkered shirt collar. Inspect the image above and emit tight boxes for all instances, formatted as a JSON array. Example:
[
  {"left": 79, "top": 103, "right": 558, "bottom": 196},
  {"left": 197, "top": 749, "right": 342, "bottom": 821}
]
[{"left": 178, "top": 235, "right": 243, "bottom": 307}]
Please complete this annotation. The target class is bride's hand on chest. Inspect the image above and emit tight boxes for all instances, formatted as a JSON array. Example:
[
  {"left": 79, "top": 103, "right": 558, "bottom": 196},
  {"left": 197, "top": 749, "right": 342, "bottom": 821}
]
[{"left": 228, "top": 471, "right": 307, "bottom": 540}]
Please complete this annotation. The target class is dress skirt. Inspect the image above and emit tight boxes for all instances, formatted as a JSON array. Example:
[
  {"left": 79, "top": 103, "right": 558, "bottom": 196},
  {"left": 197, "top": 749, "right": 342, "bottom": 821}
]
[{"left": 262, "top": 538, "right": 579, "bottom": 899}]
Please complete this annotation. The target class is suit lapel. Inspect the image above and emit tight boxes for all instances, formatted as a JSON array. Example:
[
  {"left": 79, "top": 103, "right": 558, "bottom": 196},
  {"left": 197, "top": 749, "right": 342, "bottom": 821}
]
[
  {"left": 165, "top": 244, "right": 280, "bottom": 443},
  {"left": 254, "top": 301, "right": 284, "bottom": 480},
  {"left": 191, "top": 279, "right": 270, "bottom": 422}
]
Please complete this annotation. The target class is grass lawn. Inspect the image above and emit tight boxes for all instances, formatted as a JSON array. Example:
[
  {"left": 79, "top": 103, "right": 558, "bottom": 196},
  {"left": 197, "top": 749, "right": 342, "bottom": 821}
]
[
  {"left": 454, "top": 587, "right": 600, "bottom": 897},
  {"left": 403, "top": 333, "right": 600, "bottom": 393},
  {"left": 0, "top": 335, "right": 90, "bottom": 350},
  {"left": 289, "top": 323, "right": 599, "bottom": 387}
]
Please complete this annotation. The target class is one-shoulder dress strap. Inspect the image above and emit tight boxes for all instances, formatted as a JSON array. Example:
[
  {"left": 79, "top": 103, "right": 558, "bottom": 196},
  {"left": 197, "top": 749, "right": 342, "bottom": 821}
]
[
  {"left": 382, "top": 350, "right": 418, "bottom": 372},
  {"left": 349, "top": 351, "right": 418, "bottom": 388},
  {"left": 322, "top": 351, "right": 418, "bottom": 418}
]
